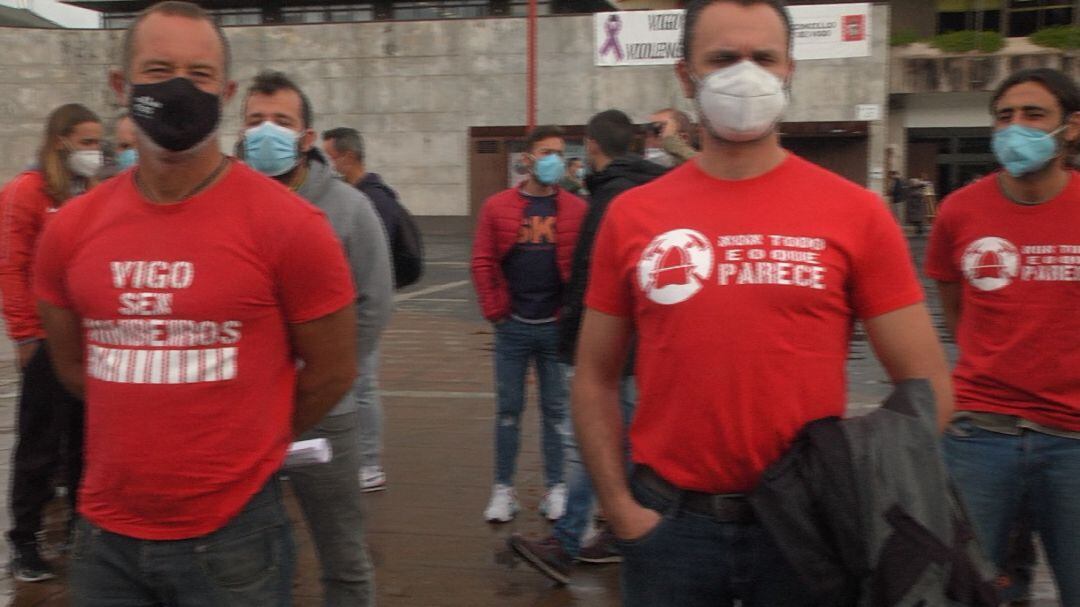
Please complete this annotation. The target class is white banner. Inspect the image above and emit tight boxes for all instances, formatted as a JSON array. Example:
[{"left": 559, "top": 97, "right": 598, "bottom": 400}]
[
  {"left": 594, "top": 10, "right": 684, "bottom": 67},
  {"left": 594, "top": 3, "right": 871, "bottom": 67},
  {"left": 789, "top": 3, "right": 871, "bottom": 61}
]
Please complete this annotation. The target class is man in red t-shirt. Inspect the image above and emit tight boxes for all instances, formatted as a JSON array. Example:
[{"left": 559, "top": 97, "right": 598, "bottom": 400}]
[
  {"left": 574, "top": 1, "right": 953, "bottom": 604},
  {"left": 925, "top": 67, "right": 1080, "bottom": 605},
  {"left": 33, "top": 3, "right": 357, "bottom": 605}
]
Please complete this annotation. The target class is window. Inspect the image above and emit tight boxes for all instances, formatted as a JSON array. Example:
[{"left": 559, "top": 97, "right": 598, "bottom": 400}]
[
  {"left": 97, "top": 0, "right": 536, "bottom": 28},
  {"left": 277, "top": 5, "right": 375, "bottom": 24},
  {"left": 936, "top": 9, "right": 1002, "bottom": 33},
  {"left": 509, "top": 0, "right": 552, "bottom": 17},
  {"left": 957, "top": 137, "right": 992, "bottom": 154},
  {"left": 103, "top": 14, "right": 136, "bottom": 30},
  {"left": 936, "top": 0, "right": 1072, "bottom": 36},
  {"left": 1041, "top": 6, "right": 1074, "bottom": 27},
  {"left": 393, "top": 0, "right": 492, "bottom": 20},
  {"left": 1006, "top": 0, "right": 1074, "bottom": 36},
  {"left": 922, "top": 138, "right": 953, "bottom": 155},
  {"left": 329, "top": 7, "right": 375, "bottom": 22},
  {"left": 215, "top": 9, "right": 262, "bottom": 26},
  {"left": 282, "top": 7, "right": 330, "bottom": 24}
]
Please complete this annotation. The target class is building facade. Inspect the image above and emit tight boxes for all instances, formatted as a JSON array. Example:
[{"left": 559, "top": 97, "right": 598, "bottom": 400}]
[
  {"left": 64, "top": 0, "right": 616, "bottom": 27},
  {"left": 0, "top": 1, "right": 891, "bottom": 216},
  {"left": 889, "top": 0, "right": 1079, "bottom": 197}
]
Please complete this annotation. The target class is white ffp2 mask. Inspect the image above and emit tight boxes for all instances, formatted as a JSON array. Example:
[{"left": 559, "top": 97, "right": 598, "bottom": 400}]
[
  {"left": 67, "top": 150, "right": 103, "bottom": 178},
  {"left": 695, "top": 61, "right": 788, "bottom": 143}
]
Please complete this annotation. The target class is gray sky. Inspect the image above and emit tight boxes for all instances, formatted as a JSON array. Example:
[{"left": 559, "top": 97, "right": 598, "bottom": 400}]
[{"left": 0, "top": 0, "right": 101, "bottom": 28}]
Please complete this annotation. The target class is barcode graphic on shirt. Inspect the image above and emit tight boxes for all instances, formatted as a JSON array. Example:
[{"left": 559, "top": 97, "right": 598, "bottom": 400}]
[{"left": 87, "top": 346, "right": 237, "bottom": 384}]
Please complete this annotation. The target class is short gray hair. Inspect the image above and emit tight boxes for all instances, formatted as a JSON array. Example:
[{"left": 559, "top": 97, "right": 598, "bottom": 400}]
[
  {"left": 322, "top": 127, "right": 364, "bottom": 162},
  {"left": 123, "top": 2, "right": 231, "bottom": 79}
]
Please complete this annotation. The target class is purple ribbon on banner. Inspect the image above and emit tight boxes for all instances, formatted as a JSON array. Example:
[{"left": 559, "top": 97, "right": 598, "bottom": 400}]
[{"left": 599, "top": 14, "right": 623, "bottom": 61}]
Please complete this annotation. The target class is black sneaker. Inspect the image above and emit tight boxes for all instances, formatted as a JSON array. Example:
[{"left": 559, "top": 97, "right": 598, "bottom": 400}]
[
  {"left": 575, "top": 529, "right": 623, "bottom": 564},
  {"left": 10, "top": 544, "right": 56, "bottom": 583},
  {"left": 507, "top": 534, "right": 572, "bottom": 585}
]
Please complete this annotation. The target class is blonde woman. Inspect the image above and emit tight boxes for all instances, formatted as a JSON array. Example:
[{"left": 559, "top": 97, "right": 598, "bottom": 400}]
[{"left": 0, "top": 103, "right": 101, "bottom": 581}]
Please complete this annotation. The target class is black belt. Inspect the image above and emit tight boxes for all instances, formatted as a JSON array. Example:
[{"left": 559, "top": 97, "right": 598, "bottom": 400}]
[{"left": 633, "top": 466, "right": 755, "bottom": 524}]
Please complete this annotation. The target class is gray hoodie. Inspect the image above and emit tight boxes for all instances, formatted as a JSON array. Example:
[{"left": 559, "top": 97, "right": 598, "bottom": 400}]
[{"left": 297, "top": 152, "right": 394, "bottom": 416}]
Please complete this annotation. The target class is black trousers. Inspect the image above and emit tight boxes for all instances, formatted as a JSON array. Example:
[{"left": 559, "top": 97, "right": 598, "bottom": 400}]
[{"left": 7, "top": 345, "right": 84, "bottom": 547}]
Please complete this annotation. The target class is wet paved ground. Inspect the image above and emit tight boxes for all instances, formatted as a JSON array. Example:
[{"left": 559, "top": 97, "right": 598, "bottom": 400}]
[{"left": 0, "top": 217, "right": 1060, "bottom": 605}]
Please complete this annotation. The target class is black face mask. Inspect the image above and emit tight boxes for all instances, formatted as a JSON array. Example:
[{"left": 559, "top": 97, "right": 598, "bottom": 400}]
[{"left": 129, "top": 77, "right": 221, "bottom": 153}]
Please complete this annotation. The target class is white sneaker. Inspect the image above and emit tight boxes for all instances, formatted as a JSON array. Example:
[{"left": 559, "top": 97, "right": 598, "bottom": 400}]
[
  {"left": 359, "top": 466, "right": 387, "bottom": 493},
  {"left": 484, "top": 484, "right": 519, "bottom": 523},
  {"left": 539, "top": 483, "right": 567, "bottom": 521}
]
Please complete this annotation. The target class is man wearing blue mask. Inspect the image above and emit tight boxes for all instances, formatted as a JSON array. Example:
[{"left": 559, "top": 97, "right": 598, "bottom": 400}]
[
  {"left": 114, "top": 114, "right": 138, "bottom": 170},
  {"left": 509, "top": 109, "right": 667, "bottom": 584},
  {"left": 925, "top": 67, "right": 1080, "bottom": 605},
  {"left": 242, "top": 70, "right": 393, "bottom": 607},
  {"left": 471, "top": 125, "right": 587, "bottom": 523}
]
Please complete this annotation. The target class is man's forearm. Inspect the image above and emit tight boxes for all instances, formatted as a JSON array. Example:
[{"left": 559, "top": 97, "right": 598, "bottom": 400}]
[
  {"left": 53, "top": 358, "right": 85, "bottom": 399},
  {"left": 573, "top": 373, "right": 635, "bottom": 520},
  {"left": 865, "top": 303, "right": 955, "bottom": 431},
  {"left": 292, "top": 365, "right": 356, "bottom": 437},
  {"left": 37, "top": 301, "right": 86, "bottom": 398},
  {"left": 936, "top": 281, "right": 962, "bottom": 340},
  {"left": 287, "top": 305, "right": 359, "bottom": 436}
]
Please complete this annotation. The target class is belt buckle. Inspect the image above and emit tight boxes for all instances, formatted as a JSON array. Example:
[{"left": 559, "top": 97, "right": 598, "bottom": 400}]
[
  {"left": 707, "top": 494, "right": 746, "bottom": 522},
  {"left": 707, "top": 495, "right": 730, "bottom": 519}
]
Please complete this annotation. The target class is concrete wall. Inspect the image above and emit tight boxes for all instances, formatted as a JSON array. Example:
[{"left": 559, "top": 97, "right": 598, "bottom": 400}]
[
  {"left": 786, "top": 3, "right": 891, "bottom": 194},
  {"left": 0, "top": 28, "right": 120, "bottom": 178},
  {"left": 0, "top": 9, "right": 890, "bottom": 214},
  {"left": 901, "top": 91, "right": 993, "bottom": 129},
  {"left": 889, "top": 0, "right": 936, "bottom": 39}
]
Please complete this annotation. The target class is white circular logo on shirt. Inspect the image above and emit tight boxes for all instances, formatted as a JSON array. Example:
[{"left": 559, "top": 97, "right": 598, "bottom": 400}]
[
  {"left": 637, "top": 229, "right": 714, "bottom": 305},
  {"left": 961, "top": 237, "right": 1020, "bottom": 292}
]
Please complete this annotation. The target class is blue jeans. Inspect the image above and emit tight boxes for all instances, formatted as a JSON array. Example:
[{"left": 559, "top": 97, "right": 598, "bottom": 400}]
[
  {"left": 553, "top": 368, "right": 636, "bottom": 556},
  {"left": 617, "top": 470, "right": 810, "bottom": 607},
  {"left": 289, "top": 411, "right": 374, "bottom": 606},
  {"left": 493, "top": 319, "right": 566, "bottom": 487},
  {"left": 944, "top": 419, "right": 1080, "bottom": 606},
  {"left": 355, "top": 347, "right": 382, "bottom": 468},
  {"left": 69, "top": 477, "right": 294, "bottom": 607}
]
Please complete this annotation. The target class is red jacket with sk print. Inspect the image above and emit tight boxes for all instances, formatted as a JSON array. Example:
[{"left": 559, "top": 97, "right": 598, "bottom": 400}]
[{"left": 470, "top": 185, "right": 586, "bottom": 322}]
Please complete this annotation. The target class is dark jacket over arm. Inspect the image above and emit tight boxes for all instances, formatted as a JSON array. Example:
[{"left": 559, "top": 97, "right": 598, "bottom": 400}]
[{"left": 749, "top": 380, "right": 998, "bottom": 607}]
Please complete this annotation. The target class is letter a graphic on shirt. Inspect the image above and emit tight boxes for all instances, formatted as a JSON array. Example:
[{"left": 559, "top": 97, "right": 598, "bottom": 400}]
[
  {"left": 637, "top": 229, "right": 714, "bottom": 305},
  {"left": 653, "top": 246, "right": 694, "bottom": 288},
  {"left": 973, "top": 251, "right": 1005, "bottom": 280}
]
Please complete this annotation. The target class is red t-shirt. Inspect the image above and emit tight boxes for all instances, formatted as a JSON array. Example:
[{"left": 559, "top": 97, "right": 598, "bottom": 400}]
[
  {"left": 586, "top": 155, "right": 923, "bottom": 493},
  {"left": 33, "top": 162, "right": 355, "bottom": 540},
  {"left": 925, "top": 172, "right": 1080, "bottom": 431}
]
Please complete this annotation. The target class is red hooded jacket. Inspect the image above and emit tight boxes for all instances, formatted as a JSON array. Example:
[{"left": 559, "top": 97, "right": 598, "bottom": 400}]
[
  {"left": 0, "top": 170, "right": 61, "bottom": 342},
  {"left": 470, "top": 185, "right": 586, "bottom": 322}
]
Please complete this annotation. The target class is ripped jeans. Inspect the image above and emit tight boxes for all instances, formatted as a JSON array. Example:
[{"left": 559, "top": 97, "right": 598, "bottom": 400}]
[{"left": 493, "top": 319, "right": 566, "bottom": 488}]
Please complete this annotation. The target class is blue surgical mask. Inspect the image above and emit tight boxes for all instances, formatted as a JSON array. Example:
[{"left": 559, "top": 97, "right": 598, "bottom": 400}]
[
  {"left": 533, "top": 153, "right": 565, "bottom": 186},
  {"left": 243, "top": 121, "right": 300, "bottom": 177},
  {"left": 116, "top": 148, "right": 138, "bottom": 170},
  {"left": 992, "top": 124, "right": 1066, "bottom": 177},
  {"left": 575, "top": 167, "right": 586, "bottom": 180}
]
